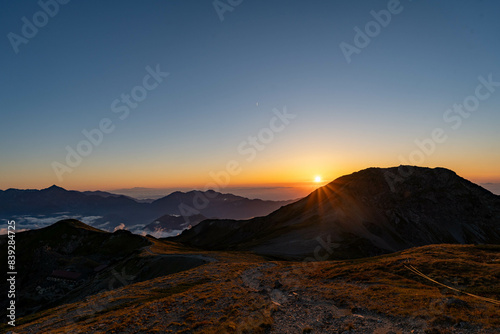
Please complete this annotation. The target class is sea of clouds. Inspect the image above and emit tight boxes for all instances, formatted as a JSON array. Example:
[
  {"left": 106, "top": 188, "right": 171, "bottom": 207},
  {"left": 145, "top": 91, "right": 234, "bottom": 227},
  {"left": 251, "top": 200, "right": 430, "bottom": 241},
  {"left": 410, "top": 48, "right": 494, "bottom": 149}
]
[{"left": 0, "top": 214, "right": 185, "bottom": 239}]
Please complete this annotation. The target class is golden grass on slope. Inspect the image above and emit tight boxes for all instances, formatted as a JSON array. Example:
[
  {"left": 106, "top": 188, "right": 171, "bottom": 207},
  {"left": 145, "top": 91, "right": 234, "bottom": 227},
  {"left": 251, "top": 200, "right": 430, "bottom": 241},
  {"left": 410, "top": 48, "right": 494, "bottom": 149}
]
[
  {"left": 7, "top": 244, "right": 500, "bottom": 333},
  {"left": 302, "top": 244, "right": 500, "bottom": 327},
  {"left": 11, "top": 261, "right": 275, "bottom": 333}
]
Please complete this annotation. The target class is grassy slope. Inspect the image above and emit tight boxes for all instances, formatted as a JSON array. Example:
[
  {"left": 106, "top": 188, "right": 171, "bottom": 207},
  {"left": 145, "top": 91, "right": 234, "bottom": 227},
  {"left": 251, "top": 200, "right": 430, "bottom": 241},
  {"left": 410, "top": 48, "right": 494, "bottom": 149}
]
[{"left": 5, "top": 243, "right": 500, "bottom": 334}]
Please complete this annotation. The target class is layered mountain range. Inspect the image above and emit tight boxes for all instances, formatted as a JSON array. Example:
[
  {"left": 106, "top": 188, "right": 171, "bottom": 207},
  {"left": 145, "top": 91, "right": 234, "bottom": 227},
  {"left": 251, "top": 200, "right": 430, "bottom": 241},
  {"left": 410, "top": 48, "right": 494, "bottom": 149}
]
[{"left": 0, "top": 187, "right": 295, "bottom": 234}]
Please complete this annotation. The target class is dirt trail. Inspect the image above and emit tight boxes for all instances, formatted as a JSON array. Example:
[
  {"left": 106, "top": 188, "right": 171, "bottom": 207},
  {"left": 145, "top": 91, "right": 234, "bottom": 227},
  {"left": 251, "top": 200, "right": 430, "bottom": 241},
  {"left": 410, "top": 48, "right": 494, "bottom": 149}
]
[{"left": 238, "top": 264, "right": 426, "bottom": 334}]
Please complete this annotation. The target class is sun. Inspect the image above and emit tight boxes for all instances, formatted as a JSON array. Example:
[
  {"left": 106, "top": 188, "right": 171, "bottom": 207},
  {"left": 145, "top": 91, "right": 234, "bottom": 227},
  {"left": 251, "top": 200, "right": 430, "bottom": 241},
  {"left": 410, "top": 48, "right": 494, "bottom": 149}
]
[{"left": 314, "top": 175, "right": 322, "bottom": 183}]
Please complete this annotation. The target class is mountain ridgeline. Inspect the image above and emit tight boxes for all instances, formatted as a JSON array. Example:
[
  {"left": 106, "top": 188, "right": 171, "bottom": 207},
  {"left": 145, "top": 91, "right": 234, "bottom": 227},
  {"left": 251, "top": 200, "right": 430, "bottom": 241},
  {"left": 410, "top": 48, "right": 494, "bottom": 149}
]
[
  {"left": 0, "top": 187, "right": 295, "bottom": 233},
  {"left": 171, "top": 166, "right": 500, "bottom": 259}
]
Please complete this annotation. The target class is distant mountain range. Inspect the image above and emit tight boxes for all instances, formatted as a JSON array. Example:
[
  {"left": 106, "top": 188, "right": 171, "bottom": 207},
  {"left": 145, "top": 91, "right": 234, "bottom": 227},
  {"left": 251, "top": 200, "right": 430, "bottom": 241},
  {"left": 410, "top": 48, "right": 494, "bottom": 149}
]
[
  {"left": 172, "top": 166, "right": 500, "bottom": 259},
  {"left": 0, "top": 186, "right": 296, "bottom": 235}
]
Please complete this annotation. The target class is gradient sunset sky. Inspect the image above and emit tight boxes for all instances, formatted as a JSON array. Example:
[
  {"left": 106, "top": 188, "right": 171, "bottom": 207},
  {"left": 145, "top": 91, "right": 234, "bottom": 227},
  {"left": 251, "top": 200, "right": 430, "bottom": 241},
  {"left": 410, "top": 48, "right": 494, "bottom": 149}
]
[{"left": 1, "top": 0, "right": 500, "bottom": 194}]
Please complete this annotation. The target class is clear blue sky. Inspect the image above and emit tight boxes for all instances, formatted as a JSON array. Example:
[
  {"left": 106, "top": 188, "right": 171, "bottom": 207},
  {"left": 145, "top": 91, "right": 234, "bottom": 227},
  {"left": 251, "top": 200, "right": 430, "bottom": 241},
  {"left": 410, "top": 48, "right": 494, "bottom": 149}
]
[{"left": 1, "top": 0, "right": 500, "bottom": 191}]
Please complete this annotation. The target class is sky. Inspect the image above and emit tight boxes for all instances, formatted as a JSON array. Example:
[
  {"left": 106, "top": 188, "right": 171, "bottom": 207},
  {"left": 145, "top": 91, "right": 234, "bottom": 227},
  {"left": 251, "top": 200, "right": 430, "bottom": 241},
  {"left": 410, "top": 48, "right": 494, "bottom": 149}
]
[{"left": 1, "top": 0, "right": 500, "bottom": 198}]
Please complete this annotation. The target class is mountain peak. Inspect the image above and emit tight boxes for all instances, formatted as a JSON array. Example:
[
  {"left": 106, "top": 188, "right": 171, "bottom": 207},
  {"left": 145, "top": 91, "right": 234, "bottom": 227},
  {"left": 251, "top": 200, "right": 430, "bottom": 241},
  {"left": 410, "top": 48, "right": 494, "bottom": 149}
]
[
  {"left": 43, "top": 185, "right": 67, "bottom": 192},
  {"left": 48, "top": 219, "right": 105, "bottom": 233},
  {"left": 173, "top": 166, "right": 500, "bottom": 259},
  {"left": 322, "top": 166, "right": 473, "bottom": 197}
]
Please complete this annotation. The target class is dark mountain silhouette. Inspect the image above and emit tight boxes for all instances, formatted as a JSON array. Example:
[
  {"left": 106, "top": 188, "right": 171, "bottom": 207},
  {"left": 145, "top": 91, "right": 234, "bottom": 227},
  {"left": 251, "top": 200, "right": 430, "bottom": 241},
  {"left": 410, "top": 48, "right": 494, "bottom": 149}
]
[
  {"left": 0, "top": 185, "right": 142, "bottom": 216},
  {"left": 171, "top": 166, "right": 500, "bottom": 259},
  {"left": 150, "top": 190, "right": 294, "bottom": 220},
  {"left": 82, "top": 190, "right": 132, "bottom": 198},
  {"left": 0, "top": 186, "right": 296, "bottom": 231}
]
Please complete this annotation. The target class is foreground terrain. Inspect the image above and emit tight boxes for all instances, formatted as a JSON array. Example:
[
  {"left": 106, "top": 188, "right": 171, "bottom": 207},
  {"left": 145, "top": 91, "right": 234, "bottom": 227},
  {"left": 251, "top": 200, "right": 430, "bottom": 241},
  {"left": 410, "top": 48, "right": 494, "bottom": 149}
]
[{"left": 5, "top": 239, "right": 499, "bottom": 333}]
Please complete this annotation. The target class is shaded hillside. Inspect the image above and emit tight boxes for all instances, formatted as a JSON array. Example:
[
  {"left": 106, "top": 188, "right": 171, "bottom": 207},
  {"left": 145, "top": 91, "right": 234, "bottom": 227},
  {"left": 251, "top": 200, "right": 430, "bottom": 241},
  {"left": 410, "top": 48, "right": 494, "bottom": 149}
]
[
  {"left": 0, "top": 219, "right": 208, "bottom": 319},
  {"left": 172, "top": 166, "right": 500, "bottom": 259}
]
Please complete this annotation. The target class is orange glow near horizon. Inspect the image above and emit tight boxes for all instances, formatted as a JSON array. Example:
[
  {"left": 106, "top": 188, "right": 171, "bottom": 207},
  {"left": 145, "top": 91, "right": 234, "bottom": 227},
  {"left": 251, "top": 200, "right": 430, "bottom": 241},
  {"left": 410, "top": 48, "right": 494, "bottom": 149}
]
[{"left": 1, "top": 157, "right": 500, "bottom": 193}]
